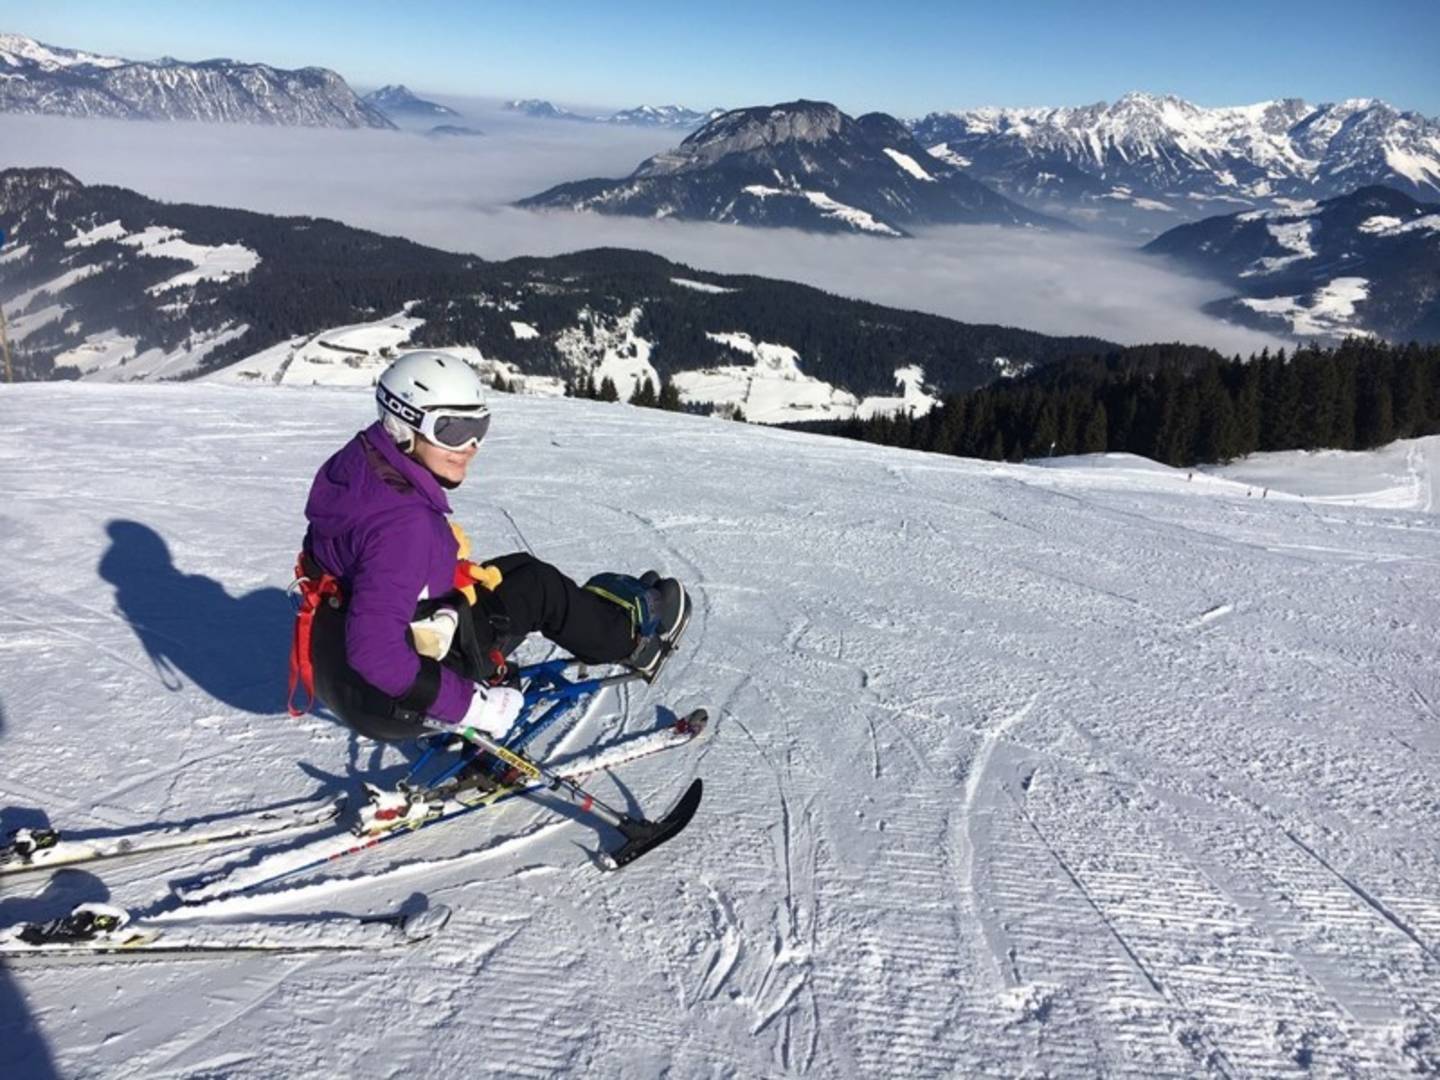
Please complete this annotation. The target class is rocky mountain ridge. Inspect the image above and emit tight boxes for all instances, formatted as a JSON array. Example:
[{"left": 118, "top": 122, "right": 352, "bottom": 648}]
[
  {"left": 1144, "top": 185, "right": 1440, "bottom": 342},
  {"left": 911, "top": 92, "right": 1440, "bottom": 236},
  {"left": 519, "top": 100, "right": 1061, "bottom": 237},
  {"left": 504, "top": 99, "right": 725, "bottom": 128},
  {"left": 0, "top": 167, "right": 1110, "bottom": 415},
  {"left": 0, "top": 31, "right": 394, "bottom": 128}
]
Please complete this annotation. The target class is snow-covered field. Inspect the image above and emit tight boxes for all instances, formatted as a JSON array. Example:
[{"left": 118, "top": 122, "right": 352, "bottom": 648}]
[{"left": 1, "top": 383, "right": 1438, "bottom": 1077}]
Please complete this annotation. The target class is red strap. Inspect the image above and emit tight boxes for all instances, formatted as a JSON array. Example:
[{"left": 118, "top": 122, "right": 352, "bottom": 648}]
[
  {"left": 486, "top": 648, "right": 508, "bottom": 687},
  {"left": 286, "top": 555, "right": 344, "bottom": 717},
  {"left": 454, "top": 560, "right": 478, "bottom": 592}
]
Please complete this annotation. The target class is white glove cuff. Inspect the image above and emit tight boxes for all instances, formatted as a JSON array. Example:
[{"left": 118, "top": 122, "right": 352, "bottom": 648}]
[{"left": 460, "top": 685, "right": 525, "bottom": 740}]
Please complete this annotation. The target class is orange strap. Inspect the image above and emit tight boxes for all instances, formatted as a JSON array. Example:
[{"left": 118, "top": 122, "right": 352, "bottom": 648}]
[
  {"left": 286, "top": 555, "right": 344, "bottom": 717},
  {"left": 449, "top": 522, "right": 502, "bottom": 603}
]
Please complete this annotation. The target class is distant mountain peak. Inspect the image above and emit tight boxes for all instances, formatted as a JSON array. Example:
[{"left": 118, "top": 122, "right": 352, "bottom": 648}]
[
  {"left": 362, "top": 84, "right": 459, "bottom": 118},
  {"left": 1145, "top": 184, "right": 1440, "bottom": 342},
  {"left": 504, "top": 98, "right": 725, "bottom": 129},
  {"left": 0, "top": 30, "right": 394, "bottom": 129},
  {"left": 910, "top": 91, "right": 1440, "bottom": 238},
  {"left": 645, "top": 100, "right": 847, "bottom": 174},
  {"left": 0, "top": 165, "right": 81, "bottom": 213},
  {"left": 0, "top": 31, "right": 125, "bottom": 71},
  {"left": 519, "top": 98, "right": 1061, "bottom": 237}
]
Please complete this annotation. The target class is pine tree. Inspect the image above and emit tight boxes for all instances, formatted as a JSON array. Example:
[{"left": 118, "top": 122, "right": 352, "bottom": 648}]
[
  {"left": 658, "top": 378, "right": 682, "bottom": 411},
  {"left": 1393, "top": 351, "right": 1427, "bottom": 437},
  {"left": 599, "top": 376, "right": 620, "bottom": 402},
  {"left": 630, "top": 375, "right": 657, "bottom": 407},
  {"left": 1080, "top": 402, "right": 1108, "bottom": 454}
]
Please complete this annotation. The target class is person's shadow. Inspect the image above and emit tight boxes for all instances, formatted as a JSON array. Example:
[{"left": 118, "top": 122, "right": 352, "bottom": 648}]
[{"left": 98, "top": 520, "right": 293, "bottom": 715}]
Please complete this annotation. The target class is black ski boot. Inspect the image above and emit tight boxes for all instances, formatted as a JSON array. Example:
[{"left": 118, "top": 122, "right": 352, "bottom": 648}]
[{"left": 625, "top": 572, "right": 691, "bottom": 682}]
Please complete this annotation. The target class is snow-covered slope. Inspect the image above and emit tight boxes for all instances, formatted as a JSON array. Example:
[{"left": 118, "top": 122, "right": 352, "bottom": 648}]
[
  {"left": 1144, "top": 185, "right": 1440, "bottom": 342},
  {"left": 0, "top": 167, "right": 1103, "bottom": 403},
  {"left": 1, "top": 383, "right": 1437, "bottom": 1077}
]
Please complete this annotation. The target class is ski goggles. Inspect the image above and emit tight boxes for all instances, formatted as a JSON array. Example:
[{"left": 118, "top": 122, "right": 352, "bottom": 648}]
[
  {"left": 414, "top": 406, "right": 491, "bottom": 450},
  {"left": 379, "top": 384, "right": 491, "bottom": 450}
]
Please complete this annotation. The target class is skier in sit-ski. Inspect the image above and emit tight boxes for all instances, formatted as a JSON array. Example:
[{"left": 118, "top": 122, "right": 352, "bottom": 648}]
[{"left": 288, "top": 350, "right": 690, "bottom": 749}]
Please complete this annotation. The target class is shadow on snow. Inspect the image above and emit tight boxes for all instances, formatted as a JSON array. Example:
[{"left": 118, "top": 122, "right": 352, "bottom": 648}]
[{"left": 98, "top": 519, "right": 293, "bottom": 716}]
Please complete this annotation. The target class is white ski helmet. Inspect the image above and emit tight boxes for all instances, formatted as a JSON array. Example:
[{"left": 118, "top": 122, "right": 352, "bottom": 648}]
[{"left": 376, "top": 350, "right": 491, "bottom": 452}]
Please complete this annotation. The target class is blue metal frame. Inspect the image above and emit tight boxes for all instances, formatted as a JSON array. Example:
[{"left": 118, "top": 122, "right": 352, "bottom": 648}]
[
  {"left": 179, "top": 657, "right": 643, "bottom": 902},
  {"left": 401, "top": 658, "right": 633, "bottom": 793}
]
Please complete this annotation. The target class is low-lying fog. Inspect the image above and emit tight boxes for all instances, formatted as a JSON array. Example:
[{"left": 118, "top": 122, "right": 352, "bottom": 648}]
[{"left": 1, "top": 99, "right": 1284, "bottom": 354}]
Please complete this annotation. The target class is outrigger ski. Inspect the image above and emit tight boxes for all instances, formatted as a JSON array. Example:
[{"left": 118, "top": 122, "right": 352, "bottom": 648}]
[
  {"left": 0, "top": 902, "right": 451, "bottom": 962},
  {"left": 176, "top": 657, "right": 710, "bottom": 903}
]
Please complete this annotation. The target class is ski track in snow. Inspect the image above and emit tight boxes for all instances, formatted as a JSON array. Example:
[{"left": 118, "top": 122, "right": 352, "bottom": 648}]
[{"left": 0, "top": 384, "right": 1438, "bottom": 1077}]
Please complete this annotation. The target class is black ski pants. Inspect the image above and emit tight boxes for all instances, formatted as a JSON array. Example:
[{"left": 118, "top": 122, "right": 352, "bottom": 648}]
[
  {"left": 469, "top": 552, "right": 635, "bottom": 668},
  {"left": 312, "top": 553, "right": 634, "bottom": 743}
]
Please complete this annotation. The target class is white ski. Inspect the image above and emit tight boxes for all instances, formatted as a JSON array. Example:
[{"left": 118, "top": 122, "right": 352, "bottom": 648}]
[
  {"left": 0, "top": 795, "right": 346, "bottom": 876},
  {"left": 178, "top": 709, "right": 711, "bottom": 903},
  {"left": 0, "top": 901, "right": 450, "bottom": 962}
]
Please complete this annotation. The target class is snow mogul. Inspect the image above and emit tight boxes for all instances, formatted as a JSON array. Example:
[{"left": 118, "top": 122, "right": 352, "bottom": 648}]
[{"left": 287, "top": 350, "right": 689, "bottom": 743}]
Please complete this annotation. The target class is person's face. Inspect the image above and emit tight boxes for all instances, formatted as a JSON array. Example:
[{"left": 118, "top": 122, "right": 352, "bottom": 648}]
[{"left": 411, "top": 432, "right": 478, "bottom": 485}]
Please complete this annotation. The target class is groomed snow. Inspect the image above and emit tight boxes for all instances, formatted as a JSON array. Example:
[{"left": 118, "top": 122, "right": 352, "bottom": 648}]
[
  {"left": 207, "top": 311, "right": 426, "bottom": 386},
  {"left": 1243, "top": 219, "right": 1317, "bottom": 276},
  {"left": 115, "top": 226, "right": 260, "bottom": 294},
  {"left": 925, "top": 142, "right": 972, "bottom": 168},
  {"left": 740, "top": 185, "right": 904, "bottom": 236},
  {"left": 883, "top": 147, "right": 936, "bottom": 182},
  {"left": 1359, "top": 212, "right": 1440, "bottom": 237},
  {"left": 680, "top": 333, "right": 935, "bottom": 424},
  {"left": 1240, "top": 277, "right": 1370, "bottom": 337},
  {"left": 1, "top": 383, "right": 1437, "bottom": 1077},
  {"left": 853, "top": 364, "right": 938, "bottom": 420},
  {"left": 670, "top": 277, "right": 738, "bottom": 294},
  {"left": 63, "top": 219, "right": 128, "bottom": 247},
  {"left": 4, "top": 263, "right": 105, "bottom": 314}
]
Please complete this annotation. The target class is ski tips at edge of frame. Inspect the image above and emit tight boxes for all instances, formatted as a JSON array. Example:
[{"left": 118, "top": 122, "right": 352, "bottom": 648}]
[{"left": 599, "top": 777, "right": 704, "bottom": 872}]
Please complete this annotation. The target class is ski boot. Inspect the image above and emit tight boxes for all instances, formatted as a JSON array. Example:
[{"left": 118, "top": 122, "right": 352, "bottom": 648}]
[
  {"left": 625, "top": 571, "right": 691, "bottom": 681},
  {"left": 2, "top": 827, "right": 60, "bottom": 868},
  {"left": 18, "top": 903, "right": 128, "bottom": 946}
]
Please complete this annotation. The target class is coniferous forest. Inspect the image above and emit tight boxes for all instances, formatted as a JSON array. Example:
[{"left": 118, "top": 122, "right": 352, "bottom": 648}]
[{"left": 806, "top": 339, "right": 1440, "bottom": 467}]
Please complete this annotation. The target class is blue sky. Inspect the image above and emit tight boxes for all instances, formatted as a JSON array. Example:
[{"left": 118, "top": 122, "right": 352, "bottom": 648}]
[{"left": 9, "top": 0, "right": 1439, "bottom": 116}]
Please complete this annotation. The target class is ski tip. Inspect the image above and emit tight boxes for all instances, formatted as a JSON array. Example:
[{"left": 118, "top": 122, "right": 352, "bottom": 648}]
[
  {"left": 401, "top": 904, "right": 452, "bottom": 942},
  {"left": 675, "top": 708, "right": 712, "bottom": 738},
  {"left": 600, "top": 777, "right": 704, "bottom": 872}
]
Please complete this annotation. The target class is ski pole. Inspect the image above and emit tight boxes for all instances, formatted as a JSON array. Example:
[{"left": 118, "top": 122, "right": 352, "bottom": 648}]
[
  {"left": 430, "top": 722, "right": 704, "bottom": 869},
  {"left": 445, "top": 725, "right": 635, "bottom": 831}
]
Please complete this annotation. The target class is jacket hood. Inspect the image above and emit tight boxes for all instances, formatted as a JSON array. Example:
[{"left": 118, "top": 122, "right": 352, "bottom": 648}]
[{"left": 305, "top": 421, "right": 452, "bottom": 540}]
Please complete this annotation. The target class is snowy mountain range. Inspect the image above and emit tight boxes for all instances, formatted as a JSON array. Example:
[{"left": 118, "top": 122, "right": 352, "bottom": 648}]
[
  {"left": 361, "top": 84, "right": 460, "bottom": 119},
  {"left": 1144, "top": 186, "right": 1440, "bottom": 343},
  {"left": 0, "top": 31, "right": 394, "bottom": 128},
  {"left": 504, "top": 99, "right": 724, "bottom": 128},
  {"left": 518, "top": 100, "right": 1061, "bottom": 237},
  {"left": 0, "top": 167, "right": 1109, "bottom": 416},
  {"left": 911, "top": 93, "right": 1440, "bottom": 237}
]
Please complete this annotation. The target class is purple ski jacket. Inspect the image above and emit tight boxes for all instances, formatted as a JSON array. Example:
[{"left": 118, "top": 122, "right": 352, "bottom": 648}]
[{"left": 303, "top": 421, "right": 474, "bottom": 723}]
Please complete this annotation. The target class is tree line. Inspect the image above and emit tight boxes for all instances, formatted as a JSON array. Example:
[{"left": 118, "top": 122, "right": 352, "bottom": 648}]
[{"left": 809, "top": 339, "right": 1440, "bottom": 466}]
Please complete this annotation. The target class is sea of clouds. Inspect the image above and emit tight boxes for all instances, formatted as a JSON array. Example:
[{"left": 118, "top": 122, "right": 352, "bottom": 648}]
[{"left": 0, "top": 98, "right": 1284, "bottom": 354}]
